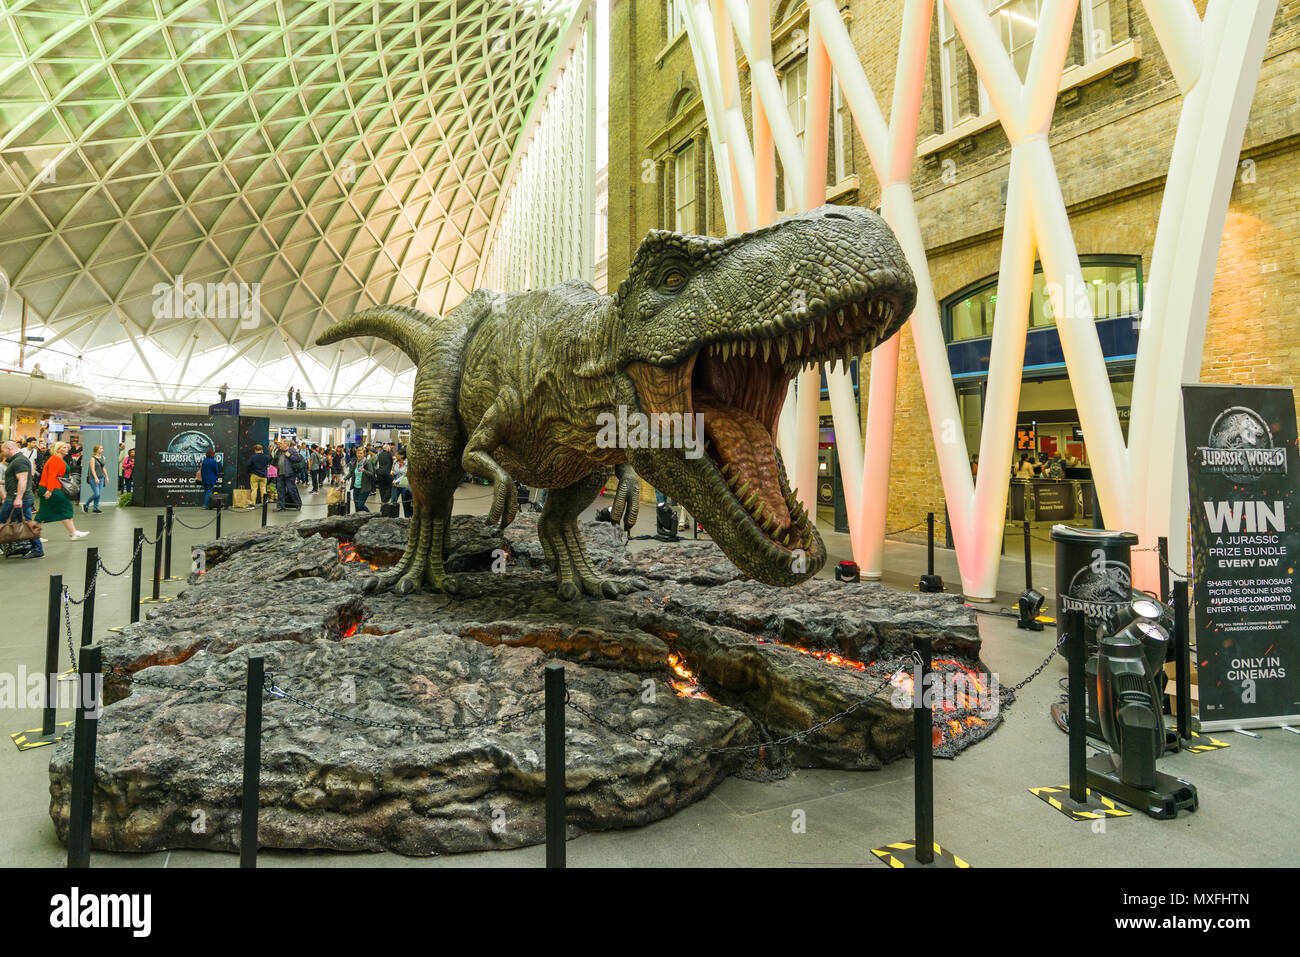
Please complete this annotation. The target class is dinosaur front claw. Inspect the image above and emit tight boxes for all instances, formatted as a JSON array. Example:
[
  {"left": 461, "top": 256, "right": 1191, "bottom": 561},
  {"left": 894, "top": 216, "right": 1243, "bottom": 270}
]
[
  {"left": 486, "top": 478, "right": 519, "bottom": 529},
  {"left": 610, "top": 464, "right": 640, "bottom": 532}
]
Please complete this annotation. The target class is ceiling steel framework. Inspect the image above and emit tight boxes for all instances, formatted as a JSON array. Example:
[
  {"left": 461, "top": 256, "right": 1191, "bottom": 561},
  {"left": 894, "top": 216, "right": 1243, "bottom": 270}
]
[{"left": 0, "top": 0, "right": 580, "bottom": 405}]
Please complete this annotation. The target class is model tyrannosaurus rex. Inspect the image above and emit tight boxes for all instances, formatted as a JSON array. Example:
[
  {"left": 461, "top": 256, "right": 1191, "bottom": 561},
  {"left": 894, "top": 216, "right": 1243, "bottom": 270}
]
[{"left": 316, "top": 205, "right": 916, "bottom": 598}]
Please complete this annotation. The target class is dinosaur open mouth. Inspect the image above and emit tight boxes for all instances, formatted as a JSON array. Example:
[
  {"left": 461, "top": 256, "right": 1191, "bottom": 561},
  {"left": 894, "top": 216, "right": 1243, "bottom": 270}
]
[{"left": 627, "top": 290, "right": 907, "bottom": 554}]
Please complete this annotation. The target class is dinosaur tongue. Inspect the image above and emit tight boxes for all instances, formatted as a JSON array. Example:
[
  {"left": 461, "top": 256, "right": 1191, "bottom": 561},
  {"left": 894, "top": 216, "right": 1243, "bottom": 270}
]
[{"left": 697, "top": 399, "right": 791, "bottom": 532}]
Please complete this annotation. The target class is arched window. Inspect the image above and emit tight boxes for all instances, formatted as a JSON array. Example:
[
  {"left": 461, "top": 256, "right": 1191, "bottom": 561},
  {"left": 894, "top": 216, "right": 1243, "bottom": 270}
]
[{"left": 942, "top": 255, "right": 1143, "bottom": 344}]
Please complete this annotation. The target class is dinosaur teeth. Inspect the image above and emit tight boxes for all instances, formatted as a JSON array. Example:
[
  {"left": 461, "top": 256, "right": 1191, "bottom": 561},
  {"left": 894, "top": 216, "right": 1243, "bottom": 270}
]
[
  {"left": 778, "top": 337, "right": 789, "bottom": 363},
  {"left": 742, "top": 490, "right": 759, "bottom": 512},
  {"left": 762, "top": 339, "right": 771, "bottom": 362},
  {"left": 735, "top": 479, "right": 751, "bottom": 500}
]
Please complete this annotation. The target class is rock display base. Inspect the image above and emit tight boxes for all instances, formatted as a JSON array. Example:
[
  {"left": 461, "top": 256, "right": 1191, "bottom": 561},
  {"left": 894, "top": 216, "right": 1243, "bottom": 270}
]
[{"left": 53, "top": 512, "right": 1004, "bottom": 856}]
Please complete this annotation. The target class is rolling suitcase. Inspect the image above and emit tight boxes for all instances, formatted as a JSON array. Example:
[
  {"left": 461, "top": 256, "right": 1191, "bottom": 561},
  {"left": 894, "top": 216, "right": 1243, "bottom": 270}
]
[
  {"left": 328, "top": 502, "right": 349, "bottom": 516},
  {"left": 380, "top": 502, "right": 400, "bottom": 518}
]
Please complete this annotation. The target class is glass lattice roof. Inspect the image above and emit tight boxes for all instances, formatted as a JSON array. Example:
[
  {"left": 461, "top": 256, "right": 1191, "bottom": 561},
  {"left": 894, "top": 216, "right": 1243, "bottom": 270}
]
[{"left": 0, "top": 0, "right": 580, "bottom": 407}]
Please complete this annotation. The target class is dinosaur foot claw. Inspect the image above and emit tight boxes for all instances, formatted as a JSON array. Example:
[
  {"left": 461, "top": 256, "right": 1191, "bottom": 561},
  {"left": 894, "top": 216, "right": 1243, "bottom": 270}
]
[
  {"left": 556, "top": 573, "right": 641, "bottom": 600},
  {"left": 392, "top": 575, "right": 419, "bottom": 596},
  {"left": 426, "top": 573, "right": 460, "bottom": 595}
]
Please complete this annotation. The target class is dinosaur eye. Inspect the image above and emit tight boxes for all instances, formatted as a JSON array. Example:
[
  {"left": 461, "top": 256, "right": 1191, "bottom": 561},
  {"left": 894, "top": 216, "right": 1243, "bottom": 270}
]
[{"left": 660, "top": 269, "right": 687, "bottom": 293}]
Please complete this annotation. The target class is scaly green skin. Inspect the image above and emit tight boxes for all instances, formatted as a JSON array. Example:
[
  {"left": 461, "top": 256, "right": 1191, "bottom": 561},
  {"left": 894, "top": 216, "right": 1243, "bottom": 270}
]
[{"left": 315, "top": 205, "right": 916, "bottom": 598}]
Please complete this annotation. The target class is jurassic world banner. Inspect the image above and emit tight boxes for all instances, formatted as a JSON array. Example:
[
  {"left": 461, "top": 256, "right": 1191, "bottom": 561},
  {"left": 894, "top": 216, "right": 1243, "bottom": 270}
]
[
  {"left": 1183, "top": 384, "right": 1300, "bottom": 730},
  {"left": 132, "top": 414, "right": 238, "bottom": 507}
]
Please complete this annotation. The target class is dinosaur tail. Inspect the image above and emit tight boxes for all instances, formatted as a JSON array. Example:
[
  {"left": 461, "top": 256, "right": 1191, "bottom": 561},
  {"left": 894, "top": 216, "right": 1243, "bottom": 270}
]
[{"left": 315, "top": 304, "right": 438, "bottom": 363}]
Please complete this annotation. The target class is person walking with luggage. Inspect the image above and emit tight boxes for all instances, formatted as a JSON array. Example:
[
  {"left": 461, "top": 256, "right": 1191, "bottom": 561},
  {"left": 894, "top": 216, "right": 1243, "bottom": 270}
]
[
  {"left": 331, "top": 446, "right": 344, "bottom": 486},
  {"left": 199, "top": 448, "right": 221, "bottom": 509},
  {"left": 83, "top": 444, "right": 107, "bottom": 513},
  {"left": 37, "top": 442, "right": 88, "bottom": 540},
  {"left": 0, "top": 440, "right": 43, "bottom": 558},
  {"left": 274, "top": 439, "right": 302, "bottom": 511}
]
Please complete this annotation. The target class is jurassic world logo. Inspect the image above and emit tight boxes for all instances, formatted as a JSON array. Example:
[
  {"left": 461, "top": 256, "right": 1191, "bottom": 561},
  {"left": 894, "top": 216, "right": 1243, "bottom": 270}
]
[
  {"left": 158, "top": 430, "right": 223, "bottom": 469},
  {"left": 1197, "top": 407, "right": 1286, "bottom": 485},
  {"left": 1060, "top": 559, "right": 1132, "bottom": 630}
]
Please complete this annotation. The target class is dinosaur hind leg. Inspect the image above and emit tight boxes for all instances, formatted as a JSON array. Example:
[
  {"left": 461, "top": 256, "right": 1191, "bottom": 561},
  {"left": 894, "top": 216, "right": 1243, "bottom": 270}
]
[
  {"left": 364, "top": 501, "right": 423, "bottom": 593},
  {"left": 420, "top": 488, "right": 458, "bottom": 593},
  {"left": 539, "top": 470, "right": 645, "bottom": 600}
]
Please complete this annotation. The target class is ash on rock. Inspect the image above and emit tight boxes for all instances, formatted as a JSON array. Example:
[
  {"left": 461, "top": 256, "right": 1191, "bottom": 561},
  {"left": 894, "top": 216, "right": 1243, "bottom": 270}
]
[{"left": 51, "top": 514, "right": 1001, "bottom": 857}]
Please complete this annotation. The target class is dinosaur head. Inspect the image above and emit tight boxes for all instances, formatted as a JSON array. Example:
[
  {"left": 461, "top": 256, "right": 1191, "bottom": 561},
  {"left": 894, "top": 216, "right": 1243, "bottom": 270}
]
[{"left": 612, "top": 205, "right": 916, "bottom": 585}]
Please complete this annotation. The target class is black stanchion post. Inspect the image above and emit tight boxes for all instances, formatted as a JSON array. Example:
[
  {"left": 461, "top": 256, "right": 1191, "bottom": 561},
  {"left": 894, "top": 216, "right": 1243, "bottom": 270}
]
[
  {"left": 1174, "top": 580, "right": 1191, "bottom": 741},
  {"left": 67, "top": 643, "right": 102, "bottom": 869},
  {"left": 129, "top": 528, "right": 143, "bottom": 624},
  {"left": 919, "top": 512, "right": 943, "bottom": 592},
  {"left": 240, "top": 656, "right": 264, "bottom": 868},
  {"left": 545, "top": 661, "right": 566, "bottom": 869},
  {"left": 261, "top": 496, "right": 268, "bottom": 527},
  {"left": 1066, "top": 607, "right": 1088, "bottom": 805},
  {"left": 163, "top": 506, "right": 174, "bottom": 580},
  {"left": 79, "top": 547, "right": 98, "bottom": 647},
  {"left": 215, "top": 500, "right": 222, "bottom": 540},
  {"left": 1023, "top": 519, "right": 1033, "bottom": 592},
  {"left": 151, "top": 515, "right": 163, "bottom": 601},
  {"left": 41, "top": 574, "right": 62, "bottom": 739},
  {"left": 913, "top": 634, "right": 934, "bottom": 865}
]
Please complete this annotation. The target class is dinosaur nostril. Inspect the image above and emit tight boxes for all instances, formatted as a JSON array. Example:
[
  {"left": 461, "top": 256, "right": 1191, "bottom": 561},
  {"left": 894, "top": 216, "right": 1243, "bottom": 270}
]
[{"left": 824, "top": 211, "right": 850, "bottom": 221}]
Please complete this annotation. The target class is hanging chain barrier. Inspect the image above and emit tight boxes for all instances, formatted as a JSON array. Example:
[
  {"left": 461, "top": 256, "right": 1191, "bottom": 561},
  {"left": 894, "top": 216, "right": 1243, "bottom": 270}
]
[
  {"left": 1131, "top": 543, "right": 1191, "bottom": 581},
  {"left": 171, "top": 511, "right": 218, "bottom": 531},
  {"left": 94, "top": 532, "right": 152, "bottom": 577},
  {"left": 885, "top": 517, "right": 947, "bottom": 536},
  {"left": 1001, "top": 632, "right": 1067, "bottom": 700}
]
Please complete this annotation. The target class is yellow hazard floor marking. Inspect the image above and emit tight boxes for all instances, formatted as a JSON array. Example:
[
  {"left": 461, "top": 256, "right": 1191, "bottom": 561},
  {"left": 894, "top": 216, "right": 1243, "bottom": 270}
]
[
  {"left": 11, "top": 721, "right": 72, "bottom": 751},
  {"left": 139, "top": 596, "right": 175, "bottom": 604},
  {"left": 1184, "top": 731, "right": 1230, "bottom": 754},
  {"left": 1029, "top": 784, "right": 1132, "bottom": 821},
  {"left": 870, "top": 839, "right": 971, "bottom": 868}
]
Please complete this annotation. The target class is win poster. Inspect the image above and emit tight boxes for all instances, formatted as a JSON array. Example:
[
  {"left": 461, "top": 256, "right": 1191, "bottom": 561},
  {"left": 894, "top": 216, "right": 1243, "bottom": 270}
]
[{"left": 1183, "top": 384, "right": 1300, "bottom": 730}]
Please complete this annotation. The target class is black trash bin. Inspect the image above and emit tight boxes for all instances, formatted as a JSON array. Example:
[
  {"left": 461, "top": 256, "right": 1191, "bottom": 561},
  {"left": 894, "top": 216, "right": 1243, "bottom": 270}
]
[
  {"left": 1050, "top": 524, "right": 1139, "bottom": 736},
  {"left": 1049, "top": 525, "right": 1138, "bottom": 648}
]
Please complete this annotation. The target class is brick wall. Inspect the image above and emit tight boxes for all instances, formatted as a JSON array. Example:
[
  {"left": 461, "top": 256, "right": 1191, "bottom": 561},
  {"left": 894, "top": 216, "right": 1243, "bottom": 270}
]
[{"left": 609, "top": 0, "right": 1300, "bottom": 531}]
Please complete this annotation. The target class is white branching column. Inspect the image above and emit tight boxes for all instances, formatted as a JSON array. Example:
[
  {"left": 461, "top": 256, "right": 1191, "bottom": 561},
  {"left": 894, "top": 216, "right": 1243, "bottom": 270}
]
[{"left": 680, "top": 0, "right": 1275, "bottom": 599}]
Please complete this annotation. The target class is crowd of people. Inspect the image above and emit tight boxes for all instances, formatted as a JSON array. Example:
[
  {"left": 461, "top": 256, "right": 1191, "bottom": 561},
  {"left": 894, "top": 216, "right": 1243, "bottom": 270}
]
[
  {"left": 244, "top": 439, "right": 409, "bottom": 515},
  {"left": 0, "top": 429, "right": 419, "bottom": 560}
]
